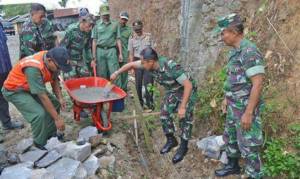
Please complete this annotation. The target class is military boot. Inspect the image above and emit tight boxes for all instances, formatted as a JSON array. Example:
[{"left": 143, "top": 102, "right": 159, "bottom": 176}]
[
  {"left": 172, "top": 138, "right": 188, "bottom": 164},
  {"left": 160, "top": 133, "right": 178, "bottom": 154},
  {"left": 215, "top": 157, "right": 241, "bottom": 177}
]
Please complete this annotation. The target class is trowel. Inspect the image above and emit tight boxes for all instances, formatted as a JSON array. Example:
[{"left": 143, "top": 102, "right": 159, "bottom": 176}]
[{"left": 103, "top": 81, "right": 115, "bottom": 97}]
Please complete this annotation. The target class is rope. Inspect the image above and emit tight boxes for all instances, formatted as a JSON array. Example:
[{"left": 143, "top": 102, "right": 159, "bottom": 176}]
[{"left": 266, "top": 17, "right": 296, "bottom": 60}]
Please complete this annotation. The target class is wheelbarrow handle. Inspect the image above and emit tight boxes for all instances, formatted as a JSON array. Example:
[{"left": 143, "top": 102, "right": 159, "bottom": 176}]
[{"left": 93, "top": 65, "right": 97, "bottom": 78}]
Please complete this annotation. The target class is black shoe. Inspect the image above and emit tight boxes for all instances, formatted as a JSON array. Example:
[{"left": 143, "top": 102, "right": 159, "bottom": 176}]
[
  {"left": 172, "top": 138, "right": 188, "bottom": 164},
  {"left": 160, "top": 134, "right": 178, "bottom": 154},
  {"left": 215, "top": 157, "right": 241, "bottom": 177},
  {"left": 33, "top": 142, "right": 47, "bottom": 150},
  {"left": 80, "top": 110, "right": 89, "bottom": 118},
  {"left": 3, "top": 121, "right": 24, "bottom": 130}
]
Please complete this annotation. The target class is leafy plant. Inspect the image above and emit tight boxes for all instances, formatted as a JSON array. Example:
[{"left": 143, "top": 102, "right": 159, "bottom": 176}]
[
  {"left": 196, "top": 67, "right": 226, "bottom": 132},
  {"left": 288, "top": 123, "right": 300, "bottom": 150},
  {"left": 262, "top": 139, "right": 300, "bottom": 178}
]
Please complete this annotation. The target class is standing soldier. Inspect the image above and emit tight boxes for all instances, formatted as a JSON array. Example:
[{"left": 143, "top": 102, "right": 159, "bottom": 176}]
[
  {"left": 118, "top": 11, "right": 132, "bottom": 91},
  {"left": 110, "top": 47, "right": 197, "bottom": 164},
  {"left": 91, "top": 3, "right": 123, "bottom": 87},
  {"left": 128, "top": 20, "right": 154, "bottom": 111},
  {"left": 60, "top": 14, "right": 95, "bottom": 79},
  {"left": 19, "top": 3, "right": 55, "bottom": 59},
  {"left": 214, "top": 14, "right": 265, "bottom": 179}
]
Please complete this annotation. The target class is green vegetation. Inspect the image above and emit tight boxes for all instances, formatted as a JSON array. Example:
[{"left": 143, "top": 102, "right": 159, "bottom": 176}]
[
  {"left": 196, "top": 67, "right": 226, "bottom": 132},
  {"left": 0, "top": 4, "right": 31, "bottom": 18},
  {"left": 262, "top": 139, "right": 300, "bottom": 178}
]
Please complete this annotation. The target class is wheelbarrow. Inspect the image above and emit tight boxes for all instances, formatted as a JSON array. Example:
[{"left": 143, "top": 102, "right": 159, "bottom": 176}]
[{"left": 62, "top": 67, "right": 127, "bottom": 132}]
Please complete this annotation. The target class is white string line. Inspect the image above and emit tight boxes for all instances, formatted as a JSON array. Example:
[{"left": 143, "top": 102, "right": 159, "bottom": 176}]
[{"left": 266, "top": 17, "right": 296, "bottom": 60}]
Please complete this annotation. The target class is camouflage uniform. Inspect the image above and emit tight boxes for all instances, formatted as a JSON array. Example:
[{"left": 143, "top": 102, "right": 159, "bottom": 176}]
[
  {"left": 60, "top": 22, "right": 92, "bottom": 79},
  {"left": 150, "top": 56, "right": 197, "bottom": 140},
  {"left": 223, "top": 39, "right": 265, "bottom": 178},
  {"left": 19, "top": 18, "right": 55, "bottom": 59}
]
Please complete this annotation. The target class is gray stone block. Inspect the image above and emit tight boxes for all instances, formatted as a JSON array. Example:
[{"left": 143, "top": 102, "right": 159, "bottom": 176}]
[
  {"left": 0, "top": 162, "right": 33, "bottom": 179},
  {"left": 19, "top": 149, "right": 47, "bottom": 163},
  {"left": 31, "top": 168, "right": 55, "bottom": 179},
  {"left": 83, "top": 155, "right": 100, "bottom": 176},
  {"left": 62, "top": 141, "right": 91, "bottom": 162},
  {"left": 78, "top": 126, "right": 98, "bottom": 142},
  {"left": 47, "top": 158, "right": 87, "bottom": 179},
  {"left": 45, "top": 137, "right": 67, "bottom": 154},
  {"left": 35, "top": 150, "right": 62, "bottom": 168},
  {"left": 16, "top": 138, "right": 33, "bottom": 154}
]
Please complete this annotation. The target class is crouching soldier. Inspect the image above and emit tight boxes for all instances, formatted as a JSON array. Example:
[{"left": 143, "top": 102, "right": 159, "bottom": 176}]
[
  {"left": 110, "top": 47, "right": 197, "bottom": 164},
  {"left": 2, "top": 47, "right": 72, "bottom": 149}
]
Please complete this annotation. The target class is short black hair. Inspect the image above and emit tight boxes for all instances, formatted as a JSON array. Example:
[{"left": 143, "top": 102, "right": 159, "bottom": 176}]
[
  {"left": 140, "top": 47, "right": 158, "bottom": 61},
  {"left": 30, "top": 3, "right": 46, "bottom": 13},
  {"left": 228, "top": 16, "right": 246, "bottom": 34}
]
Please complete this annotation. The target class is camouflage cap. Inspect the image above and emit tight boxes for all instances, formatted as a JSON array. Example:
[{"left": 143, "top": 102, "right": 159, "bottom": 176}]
[
  {"left": 213, "top": 13, "right": 244, "bottom": 34},
  {"left": 99, "top": 3, "right": 110, "bottom": 15},
  {"left": 80, "top": 14, "right": 95, "bottom": 25}
]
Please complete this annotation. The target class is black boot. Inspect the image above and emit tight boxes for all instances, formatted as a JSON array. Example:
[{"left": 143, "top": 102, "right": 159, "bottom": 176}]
[
  {"left": 215, "top": 157, "right": 241, "bottom": 177},
  {"left": 160, "top": 134, "right": 178, "bottom": 154},
  {"left": 172, "top": 138, "right": 188, "bottom": 164}
]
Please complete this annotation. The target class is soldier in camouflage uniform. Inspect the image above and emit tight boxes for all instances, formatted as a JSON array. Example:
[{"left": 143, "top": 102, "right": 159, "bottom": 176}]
[
  {"left": 60, "top": 14, "right": 95, "bottom": 79},
  {"left": 19, "top": 3, "right": 55, "bottom": 59},
  {"left": 110, "top": 47, "right": 197, "bottom": 164},
  {"left": 214, "top": 14, "right": 265, "bottom": 179}
]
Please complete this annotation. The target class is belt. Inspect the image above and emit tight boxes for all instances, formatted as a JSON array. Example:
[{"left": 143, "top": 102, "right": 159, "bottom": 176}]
[{"left": 97, "top": 46, "right": 116, "bottom": 50}]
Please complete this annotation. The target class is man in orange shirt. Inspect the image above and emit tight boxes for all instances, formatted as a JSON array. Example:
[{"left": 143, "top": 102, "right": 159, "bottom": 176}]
[{"left": 2, "top": 47, "right": 72, "bottom": 149}]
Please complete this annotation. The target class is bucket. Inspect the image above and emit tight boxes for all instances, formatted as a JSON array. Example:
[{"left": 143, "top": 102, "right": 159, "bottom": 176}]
[{"left": 112, "top": 98, "right": 125, "bottom": 112}]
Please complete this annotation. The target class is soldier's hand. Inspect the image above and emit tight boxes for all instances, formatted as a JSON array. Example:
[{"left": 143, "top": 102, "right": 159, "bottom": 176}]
[
  {"left": 110, "top": 71, "right": 119, "bottom": 82},
  {"left": 221, "top": 98, "right": 227, "bottom": 114},
  {"left": 241, "top": 112, "right": 253, "bottom": 131},
  {"left": 178, "top": 106, "right": 186, "bottom": 119},
  {"left": 55, "top": 116, "right": 65, "bottom": 131}
]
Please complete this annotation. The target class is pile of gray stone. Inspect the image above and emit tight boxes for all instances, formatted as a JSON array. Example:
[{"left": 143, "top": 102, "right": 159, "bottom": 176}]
[{"left": 0, "top": 126, "right": 116, "bottom": 179}]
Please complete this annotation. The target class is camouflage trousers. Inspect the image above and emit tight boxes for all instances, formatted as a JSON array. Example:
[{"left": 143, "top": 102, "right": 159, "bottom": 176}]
[
  {"left": 63, "top": 60, "right": 90, "bottom": 79},
  {"left": 160, "top": 89, "right": 197, "bottom": 140},
  {"left": 224, "top": 97, "right": 264, "bottom": 178}
]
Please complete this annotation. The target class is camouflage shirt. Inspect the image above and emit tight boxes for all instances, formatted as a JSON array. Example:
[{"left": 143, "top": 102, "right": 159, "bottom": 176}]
[
  {"left": 224, "top": 38, "right": 265, "bottom": 100},
  {"left": 144, "top": 56, "right": 197, "bottom": 93},
  {"left": 19, "top": 18, "right": 55, "bottom": 59},
  {"left": 60, "top": 22, "right": 91, "bottom": 61}
]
